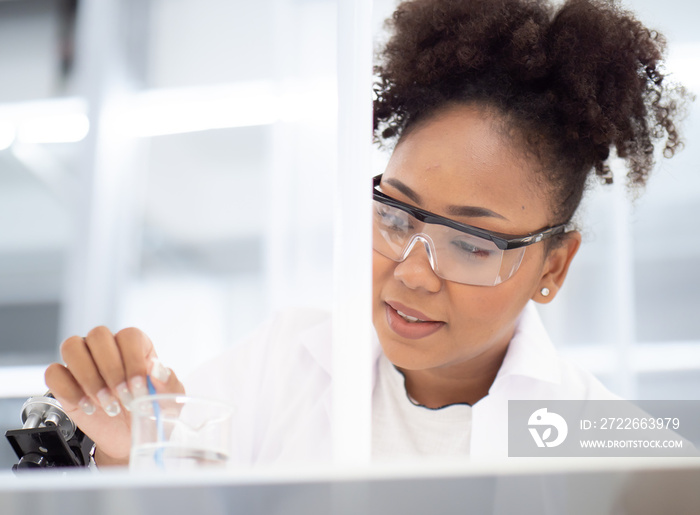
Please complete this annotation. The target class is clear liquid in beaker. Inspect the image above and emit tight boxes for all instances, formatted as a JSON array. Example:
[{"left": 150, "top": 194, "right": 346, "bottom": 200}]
[{"left": 130, "top": 442, "right": 229, "bottom": 471}]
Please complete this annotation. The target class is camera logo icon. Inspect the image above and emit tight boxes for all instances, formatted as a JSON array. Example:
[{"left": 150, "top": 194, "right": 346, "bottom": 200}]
[{"left": 528, "top": 408, "right": 568, "bottom": 448}]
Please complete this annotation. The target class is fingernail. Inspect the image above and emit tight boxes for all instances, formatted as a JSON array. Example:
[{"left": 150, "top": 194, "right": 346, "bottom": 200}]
[
  {"left": 129, "top": 376, "right": 149, "bottom": 398},
  {"left": 79, "top": 396, "right": 96, "bottom": 416},
  {"left": 96, "top": 388, "right": 121, "bottom": 417},
  {"left": 150, "top": 358, "right": 171, "bottom": 383},
  {"left": 115, "top": 382, "right": 133, "bottom": 411}
]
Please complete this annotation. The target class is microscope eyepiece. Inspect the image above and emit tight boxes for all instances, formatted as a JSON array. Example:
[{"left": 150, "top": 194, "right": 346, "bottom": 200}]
[{"left": 20, "top": 393, "right": 76, "bottom": 440}]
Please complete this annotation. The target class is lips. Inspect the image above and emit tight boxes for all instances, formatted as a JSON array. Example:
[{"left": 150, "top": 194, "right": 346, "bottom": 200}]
[{"left": 385, "top": 301, "right": 445, "bottom": 340}]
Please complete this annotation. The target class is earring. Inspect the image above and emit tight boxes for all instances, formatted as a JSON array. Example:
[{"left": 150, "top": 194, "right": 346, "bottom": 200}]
[{"left": 540, "top": 287, "right": 550, "bottom": 297}]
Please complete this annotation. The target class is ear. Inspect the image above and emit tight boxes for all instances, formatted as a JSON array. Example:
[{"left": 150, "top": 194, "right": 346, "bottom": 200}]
[{"left": 533, "top": 231, "right": 581, "bottom": 304}]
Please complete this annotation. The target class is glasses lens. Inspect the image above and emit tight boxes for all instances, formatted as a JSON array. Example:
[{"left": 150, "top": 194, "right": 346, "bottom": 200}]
[
  {"left": 373, "top": 201, "right": 417, "bottom": 257},
  {"left": 372, "top": 200, "right": 526, "bottom": 286}
]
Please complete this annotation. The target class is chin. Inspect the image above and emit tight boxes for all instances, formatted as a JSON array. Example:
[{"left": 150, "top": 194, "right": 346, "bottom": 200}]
[{"left": 376, "top": 328, "right": 440, "bottom": 371}]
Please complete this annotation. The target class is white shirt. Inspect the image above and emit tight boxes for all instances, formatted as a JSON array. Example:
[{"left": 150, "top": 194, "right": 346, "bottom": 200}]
[
  {"left": 185, "top": 302, "right": 618, "bottom": 465},
  {"left": 372, "top": 351, "right": 471, "bottom": 460}
]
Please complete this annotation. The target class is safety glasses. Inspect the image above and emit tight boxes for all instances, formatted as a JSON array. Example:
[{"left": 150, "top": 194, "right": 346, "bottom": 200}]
[{"left": 372, "top": 174, "right": 568, "bottom": 286}]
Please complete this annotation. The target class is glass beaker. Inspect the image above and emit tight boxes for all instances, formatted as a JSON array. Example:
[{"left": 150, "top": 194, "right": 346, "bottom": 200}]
[{"left": 130, "top": 394, "right": 234, "bottom": 471}]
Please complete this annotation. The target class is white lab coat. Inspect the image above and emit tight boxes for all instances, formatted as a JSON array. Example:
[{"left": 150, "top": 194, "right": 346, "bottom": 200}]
[{"left": 186, "top": 302, "right": 618, "bottom": 465}]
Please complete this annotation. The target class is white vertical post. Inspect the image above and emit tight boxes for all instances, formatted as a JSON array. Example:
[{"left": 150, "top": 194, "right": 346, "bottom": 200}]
[
  {"left": 333, "top": 0, "right": 374, "bottom": 464},
  {"left": 60, "top": 0, "right": 148, "bottom": 337},
  {"left": 611, "top": 164, "right": 637, "bottom": 399},
  {"left": 266, "top": 0, "right": 296, "bottom": 314}
]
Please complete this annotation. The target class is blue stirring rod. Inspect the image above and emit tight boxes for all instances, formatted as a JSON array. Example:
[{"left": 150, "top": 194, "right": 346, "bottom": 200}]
[{"left": 147, "top": 376, "right": 165, "bottom": 469}]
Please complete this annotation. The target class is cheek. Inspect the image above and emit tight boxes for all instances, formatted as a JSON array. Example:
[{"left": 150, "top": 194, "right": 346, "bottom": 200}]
[
  {"left": 441, "top": 282, "right": 523, "bottom": 347},
  {"left": 372, "top": 251, "right": 392, "bottom": 296},
  {"left": 444, "top": 250, "right": 544, "bottom": 323},
  {"left": 444, "top": 284, "right": 501, "bottom": 322}
]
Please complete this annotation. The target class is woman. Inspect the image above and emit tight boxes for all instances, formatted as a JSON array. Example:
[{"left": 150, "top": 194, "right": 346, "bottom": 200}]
[{"left": 44, "top": 0, "right": 688, "bottom": 465}]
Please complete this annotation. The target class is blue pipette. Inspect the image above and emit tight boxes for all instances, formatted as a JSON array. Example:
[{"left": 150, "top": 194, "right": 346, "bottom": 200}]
[{"left": 146, "top": 376, "right": 165, "bottom": 469}]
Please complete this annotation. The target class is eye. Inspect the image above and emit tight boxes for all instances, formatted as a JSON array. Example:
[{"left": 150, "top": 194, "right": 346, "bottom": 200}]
[
  {"left": 450, "top": 238, "right": 494, "bottom": 259},
  {"left": 375, "top": 205, "right": 413, "bottom": 233}
]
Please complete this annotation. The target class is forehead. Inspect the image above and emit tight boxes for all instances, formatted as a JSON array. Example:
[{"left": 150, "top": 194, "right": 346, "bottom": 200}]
[{"left": 383, "top": 105, "right": 551, "bottom": 231}]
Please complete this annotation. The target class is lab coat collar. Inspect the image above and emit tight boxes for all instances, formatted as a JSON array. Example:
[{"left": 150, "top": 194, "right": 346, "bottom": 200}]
[{"left": 490, "top": 301, "right": 561, "bottom": 390}]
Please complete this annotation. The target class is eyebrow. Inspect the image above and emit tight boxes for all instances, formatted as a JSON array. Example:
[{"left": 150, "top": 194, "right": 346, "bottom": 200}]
[{"left": 383, "top": 177, "right": 509, "bottom": 221}]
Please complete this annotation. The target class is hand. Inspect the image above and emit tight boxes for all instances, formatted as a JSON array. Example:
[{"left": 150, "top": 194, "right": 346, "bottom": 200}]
[{"left": 44, "top": 326, "right": 185, "bottom": 466}]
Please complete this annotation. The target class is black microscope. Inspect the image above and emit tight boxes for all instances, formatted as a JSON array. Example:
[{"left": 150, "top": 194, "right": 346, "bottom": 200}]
[{"left": 5, "top": 392, "right": 94, "bottom": 470}]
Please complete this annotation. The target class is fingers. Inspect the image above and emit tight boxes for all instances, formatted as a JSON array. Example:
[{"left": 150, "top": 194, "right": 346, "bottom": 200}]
[
  {"left": 57, "top": 326, "right": 163, "bottom": 417},
  {"left": 82, "top": 326, "right": 127, "bottom": 415},
  {"left": 114, "top": 327, "right": 156, "bottom": 402},
  {"left": 61, "top": 333, "right": 119, "bottom": 415},
  {"left": 114, "top": 327, "right": 154, "bottom": 378},
  {"left": 45, "top": 363, "right": 96, "bottom": 415}
]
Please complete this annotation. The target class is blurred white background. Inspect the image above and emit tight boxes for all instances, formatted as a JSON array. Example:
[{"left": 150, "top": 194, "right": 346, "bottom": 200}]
[{"left": 0, "top": 0, "right": 698, "bottom": 439}]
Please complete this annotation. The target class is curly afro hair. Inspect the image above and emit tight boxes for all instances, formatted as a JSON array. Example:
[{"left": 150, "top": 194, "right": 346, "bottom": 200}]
[{"left": 373, "top": 0, "right": 691, "bottom": 224}]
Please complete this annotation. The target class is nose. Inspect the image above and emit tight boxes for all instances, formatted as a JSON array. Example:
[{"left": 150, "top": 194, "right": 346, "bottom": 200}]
[{"left": 393, "top": 235, "right": 442, "bottom": 292}]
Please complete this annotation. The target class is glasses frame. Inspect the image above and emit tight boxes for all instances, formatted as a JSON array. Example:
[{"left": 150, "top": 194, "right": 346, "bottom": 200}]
[{"left": 372, "top": 174, "right": 568, "bottom": 251}]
